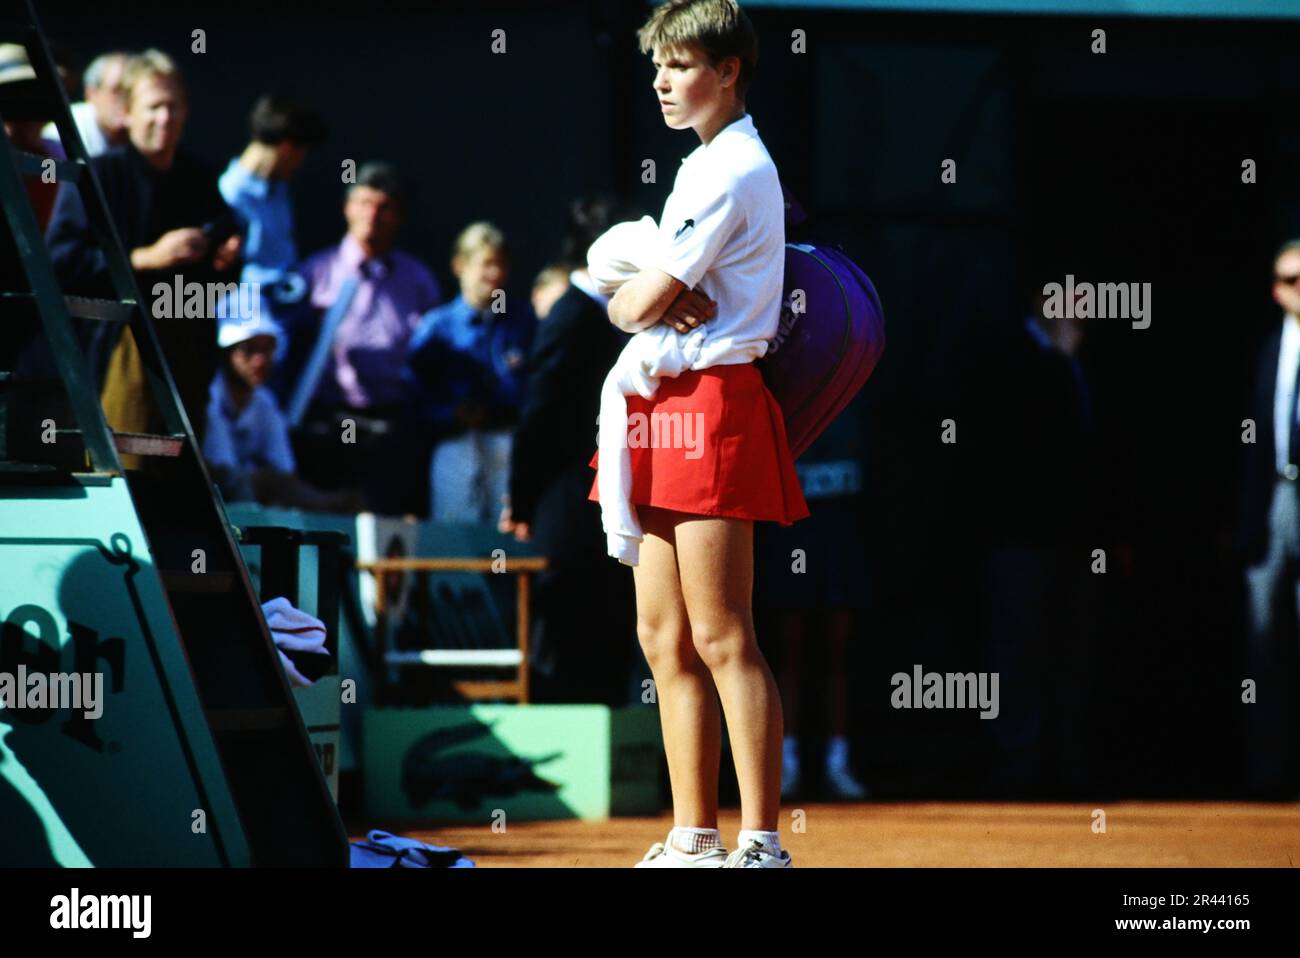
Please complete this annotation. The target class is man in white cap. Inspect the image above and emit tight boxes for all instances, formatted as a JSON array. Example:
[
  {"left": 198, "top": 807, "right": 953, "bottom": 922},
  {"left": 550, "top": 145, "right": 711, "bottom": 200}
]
[{"left": 0, "top": 43, "right": 66, "bottom": 230}]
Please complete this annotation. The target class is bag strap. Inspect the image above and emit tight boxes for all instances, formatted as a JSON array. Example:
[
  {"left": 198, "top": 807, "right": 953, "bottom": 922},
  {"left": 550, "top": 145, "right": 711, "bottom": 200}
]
[{"left": 284, "top": 274, "right": 361, "bottom": 428}]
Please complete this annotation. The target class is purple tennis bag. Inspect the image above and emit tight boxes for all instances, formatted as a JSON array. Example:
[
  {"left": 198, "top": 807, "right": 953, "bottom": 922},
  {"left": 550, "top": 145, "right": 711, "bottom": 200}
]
[{"left": 758, "top": 243, "right": 886, "bottom": 459}]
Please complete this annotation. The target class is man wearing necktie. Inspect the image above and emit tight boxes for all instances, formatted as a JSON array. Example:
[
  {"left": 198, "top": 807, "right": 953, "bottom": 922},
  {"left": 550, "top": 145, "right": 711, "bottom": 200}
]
[
  {"left": 275, "top": 163, "right": 440, "bottom": 513},
  {"left": 1236, "top": 239, "right": 1300, "bottom": 799}
]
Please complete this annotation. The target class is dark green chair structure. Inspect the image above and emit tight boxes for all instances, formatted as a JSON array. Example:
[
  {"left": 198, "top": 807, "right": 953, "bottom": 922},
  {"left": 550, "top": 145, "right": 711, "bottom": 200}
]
[{"left": 0, "top": 0, "right": 347, "bottom": 866}]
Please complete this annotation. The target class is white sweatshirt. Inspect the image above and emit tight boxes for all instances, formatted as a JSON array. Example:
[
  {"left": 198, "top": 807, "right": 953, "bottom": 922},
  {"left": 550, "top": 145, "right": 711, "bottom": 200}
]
[{"left": 589, "top": 114, "right": 786, "bottom": 565}]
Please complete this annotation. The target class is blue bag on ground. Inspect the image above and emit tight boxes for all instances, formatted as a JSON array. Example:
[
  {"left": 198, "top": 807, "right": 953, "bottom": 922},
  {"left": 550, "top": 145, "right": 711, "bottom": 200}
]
[{"left": 349, "top": 829, "right": 475, "bottom": 868}]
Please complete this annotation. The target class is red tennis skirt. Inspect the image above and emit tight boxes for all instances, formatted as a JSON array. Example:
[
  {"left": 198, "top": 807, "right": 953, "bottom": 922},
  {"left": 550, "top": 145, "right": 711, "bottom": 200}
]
[{"left": 587, "top": 362, "right": 810, "bottom": 524}]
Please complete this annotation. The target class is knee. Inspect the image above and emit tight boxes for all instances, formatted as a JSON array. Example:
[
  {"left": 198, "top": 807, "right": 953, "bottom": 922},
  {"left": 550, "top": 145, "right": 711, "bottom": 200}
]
[
  {"left": 689, "top": 617, "right": 752, "bottom": 671},
  {"left": 636, "top": 617, "right": 695, "bottom": 672}
]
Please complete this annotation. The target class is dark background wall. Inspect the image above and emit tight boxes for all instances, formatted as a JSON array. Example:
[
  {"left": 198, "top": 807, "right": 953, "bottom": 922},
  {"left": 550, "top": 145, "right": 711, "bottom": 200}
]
[{"left": 33, "top": 0, "right": 1300, "bottom": 797}]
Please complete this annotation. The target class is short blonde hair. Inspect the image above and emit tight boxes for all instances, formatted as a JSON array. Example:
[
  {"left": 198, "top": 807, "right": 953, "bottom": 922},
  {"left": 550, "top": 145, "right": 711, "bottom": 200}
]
[
  {"left": 532, "top": 264, "right": 569, "bottom": 290},
  {"left": 637, "top": 0, "right": 758, "bottom": 101},
  {"left": 122, "top": 49, "right": 185, "bottom": 106},
  {"left": 453, "top": 221, "right": 507, "bottom": 262}
]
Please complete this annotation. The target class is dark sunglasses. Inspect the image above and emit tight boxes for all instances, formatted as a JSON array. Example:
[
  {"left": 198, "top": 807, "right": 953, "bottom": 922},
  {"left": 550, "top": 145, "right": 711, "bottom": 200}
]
[{"left": 1277, "top": 274, "right": 1300, "bottom": 286}]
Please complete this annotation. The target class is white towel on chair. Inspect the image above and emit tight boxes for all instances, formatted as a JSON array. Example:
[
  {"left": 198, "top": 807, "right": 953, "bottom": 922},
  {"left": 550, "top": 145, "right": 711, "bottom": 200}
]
[
  {"left": 261, "top": 596, "right": 329, "bottom": 688},
  {"left": 588, "top": 218, "right": 766, "bottom": 567}
]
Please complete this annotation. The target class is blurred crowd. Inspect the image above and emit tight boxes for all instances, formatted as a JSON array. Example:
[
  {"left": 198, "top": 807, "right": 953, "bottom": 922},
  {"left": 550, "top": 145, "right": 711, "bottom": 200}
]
[
  {"left": 2, "top": 42, "right": 600, "bottom": 529},
  {"left": 0, "top": 42, "right": 638, "bottom": 716}
]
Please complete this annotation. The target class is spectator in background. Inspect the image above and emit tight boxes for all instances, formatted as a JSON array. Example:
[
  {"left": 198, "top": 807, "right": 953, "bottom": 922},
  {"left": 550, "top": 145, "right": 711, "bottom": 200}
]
[
  {"left": 219, "top": 95, "right": 325, "bottom": 297},
  {"left": 204, "top": 314, "right": 356, "bottom": 512},
  {"left": 954, "top": 261, "right": 1100, "bottom": 798},
  {"left": 530, "top": 263, "right": 570, "bottom": 321},
  {"left": 1234, "top": 238, "right": 1300, "bottom": 799},
  {"left": 498, "top": 197, "right": 636, "bottom": 705},
  {"left": 276, "top": 162, "right": 440, "bottom": 514},
  {"left": 42, "top": 50, "right": 130, "bottom": 157},
  {"left": 407, "top": 222, "right": 533, "bottom": 523},
  {"left": 0, "top": 43, "right": 67, "bottom": 231},
  {"left": 46, "top": 49, "right": 241, "bottom": 452},
  {"left": 0, "top": 37, "right": 78, "bottom": 319},
  {"left": 754, "top": 396, "right": 873, "bottom": 801},
  {"left": 0, "top": 42, "right": 70, "bottom": 466}
]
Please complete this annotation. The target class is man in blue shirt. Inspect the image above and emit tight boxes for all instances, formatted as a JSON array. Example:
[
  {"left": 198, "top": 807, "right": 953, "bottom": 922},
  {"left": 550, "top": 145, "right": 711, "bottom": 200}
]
[
  {"left": 407, "top": 222, "right": 534, "bottom": 522},
  {"left": 218, "top": 96, "right": 325, "bottom": 312}
]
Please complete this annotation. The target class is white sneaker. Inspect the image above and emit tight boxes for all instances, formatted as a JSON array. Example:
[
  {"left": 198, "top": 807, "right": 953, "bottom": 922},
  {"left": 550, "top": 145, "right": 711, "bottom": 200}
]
[
  {"left": 633, "top": 835, "right": 728, "bottom": 868},
  {"left": 722, "top": 839, "right": 793, "bottom": 868},
  {"left": 825, "top": 763, "right": 870, "bottom": 800}
]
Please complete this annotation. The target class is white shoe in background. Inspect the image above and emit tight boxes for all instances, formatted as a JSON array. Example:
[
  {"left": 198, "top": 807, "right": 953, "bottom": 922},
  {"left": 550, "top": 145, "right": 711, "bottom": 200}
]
[
  {"left": 781, "top": 759, "right": 802, "bottom": 800},
  {"left": 781, "top": 737, "right": 802, "bottom": 800},
  {"left": 825, "top": 762, "right": 870, "bottom": 800},
  {"left": 824, "top": 736, "right": 870, "bottom": 800}
]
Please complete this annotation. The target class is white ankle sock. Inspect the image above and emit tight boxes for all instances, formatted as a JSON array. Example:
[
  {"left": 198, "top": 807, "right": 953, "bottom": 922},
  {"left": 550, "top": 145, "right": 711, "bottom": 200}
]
[
  {"left": 737, "top": 828, "right": 781, "bottom": 855},
  {"left": 670, "top": 826, "right": 721, "bottom": 855}
]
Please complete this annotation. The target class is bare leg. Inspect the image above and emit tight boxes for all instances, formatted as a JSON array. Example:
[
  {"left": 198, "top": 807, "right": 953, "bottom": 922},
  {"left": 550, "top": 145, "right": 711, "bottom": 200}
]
[
  {"left": 674, "top": 512, "right": 782, "bottom": 832},
  {"left": 633, "top": 506, "right": 722, "bottom": 829}
]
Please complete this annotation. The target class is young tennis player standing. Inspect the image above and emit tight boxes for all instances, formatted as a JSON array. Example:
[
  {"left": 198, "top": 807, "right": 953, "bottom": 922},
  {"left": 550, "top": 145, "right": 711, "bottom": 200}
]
[{"left": 586, "top": 0, "right": 810, "bottom": 867}]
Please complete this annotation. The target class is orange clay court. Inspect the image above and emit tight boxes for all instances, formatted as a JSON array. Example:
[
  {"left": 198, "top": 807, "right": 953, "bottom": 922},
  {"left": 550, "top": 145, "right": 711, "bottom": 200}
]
[{"left": 354, "top": 801, "right": 1300, "bottom": 868}]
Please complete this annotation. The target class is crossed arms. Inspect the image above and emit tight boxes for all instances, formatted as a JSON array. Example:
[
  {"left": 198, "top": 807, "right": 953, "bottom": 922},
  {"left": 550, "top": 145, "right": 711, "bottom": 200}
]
[{"left": 607, "top": 268, "right": 717, "bottom": 335}]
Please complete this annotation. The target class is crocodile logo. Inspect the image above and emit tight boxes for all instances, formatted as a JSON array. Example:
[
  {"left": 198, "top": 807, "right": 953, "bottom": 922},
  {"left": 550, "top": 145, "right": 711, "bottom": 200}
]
[{"left": 400, "top": 721, "right": 563, "bottom": 810}]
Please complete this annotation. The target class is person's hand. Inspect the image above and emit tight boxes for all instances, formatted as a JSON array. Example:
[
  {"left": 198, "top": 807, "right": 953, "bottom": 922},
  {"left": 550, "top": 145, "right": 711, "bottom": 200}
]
[
  {"left": 498, "top": 497, "right": 531, "bottom": 542},
  {"left": 133, "top": 227, "right": 209, "bottom": 271},
  {"left": 659, "top": 286, "right": 716, "bottom": 334},
  {"left": 212, "top": 234, "right": 242, "bottom": 273}
]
